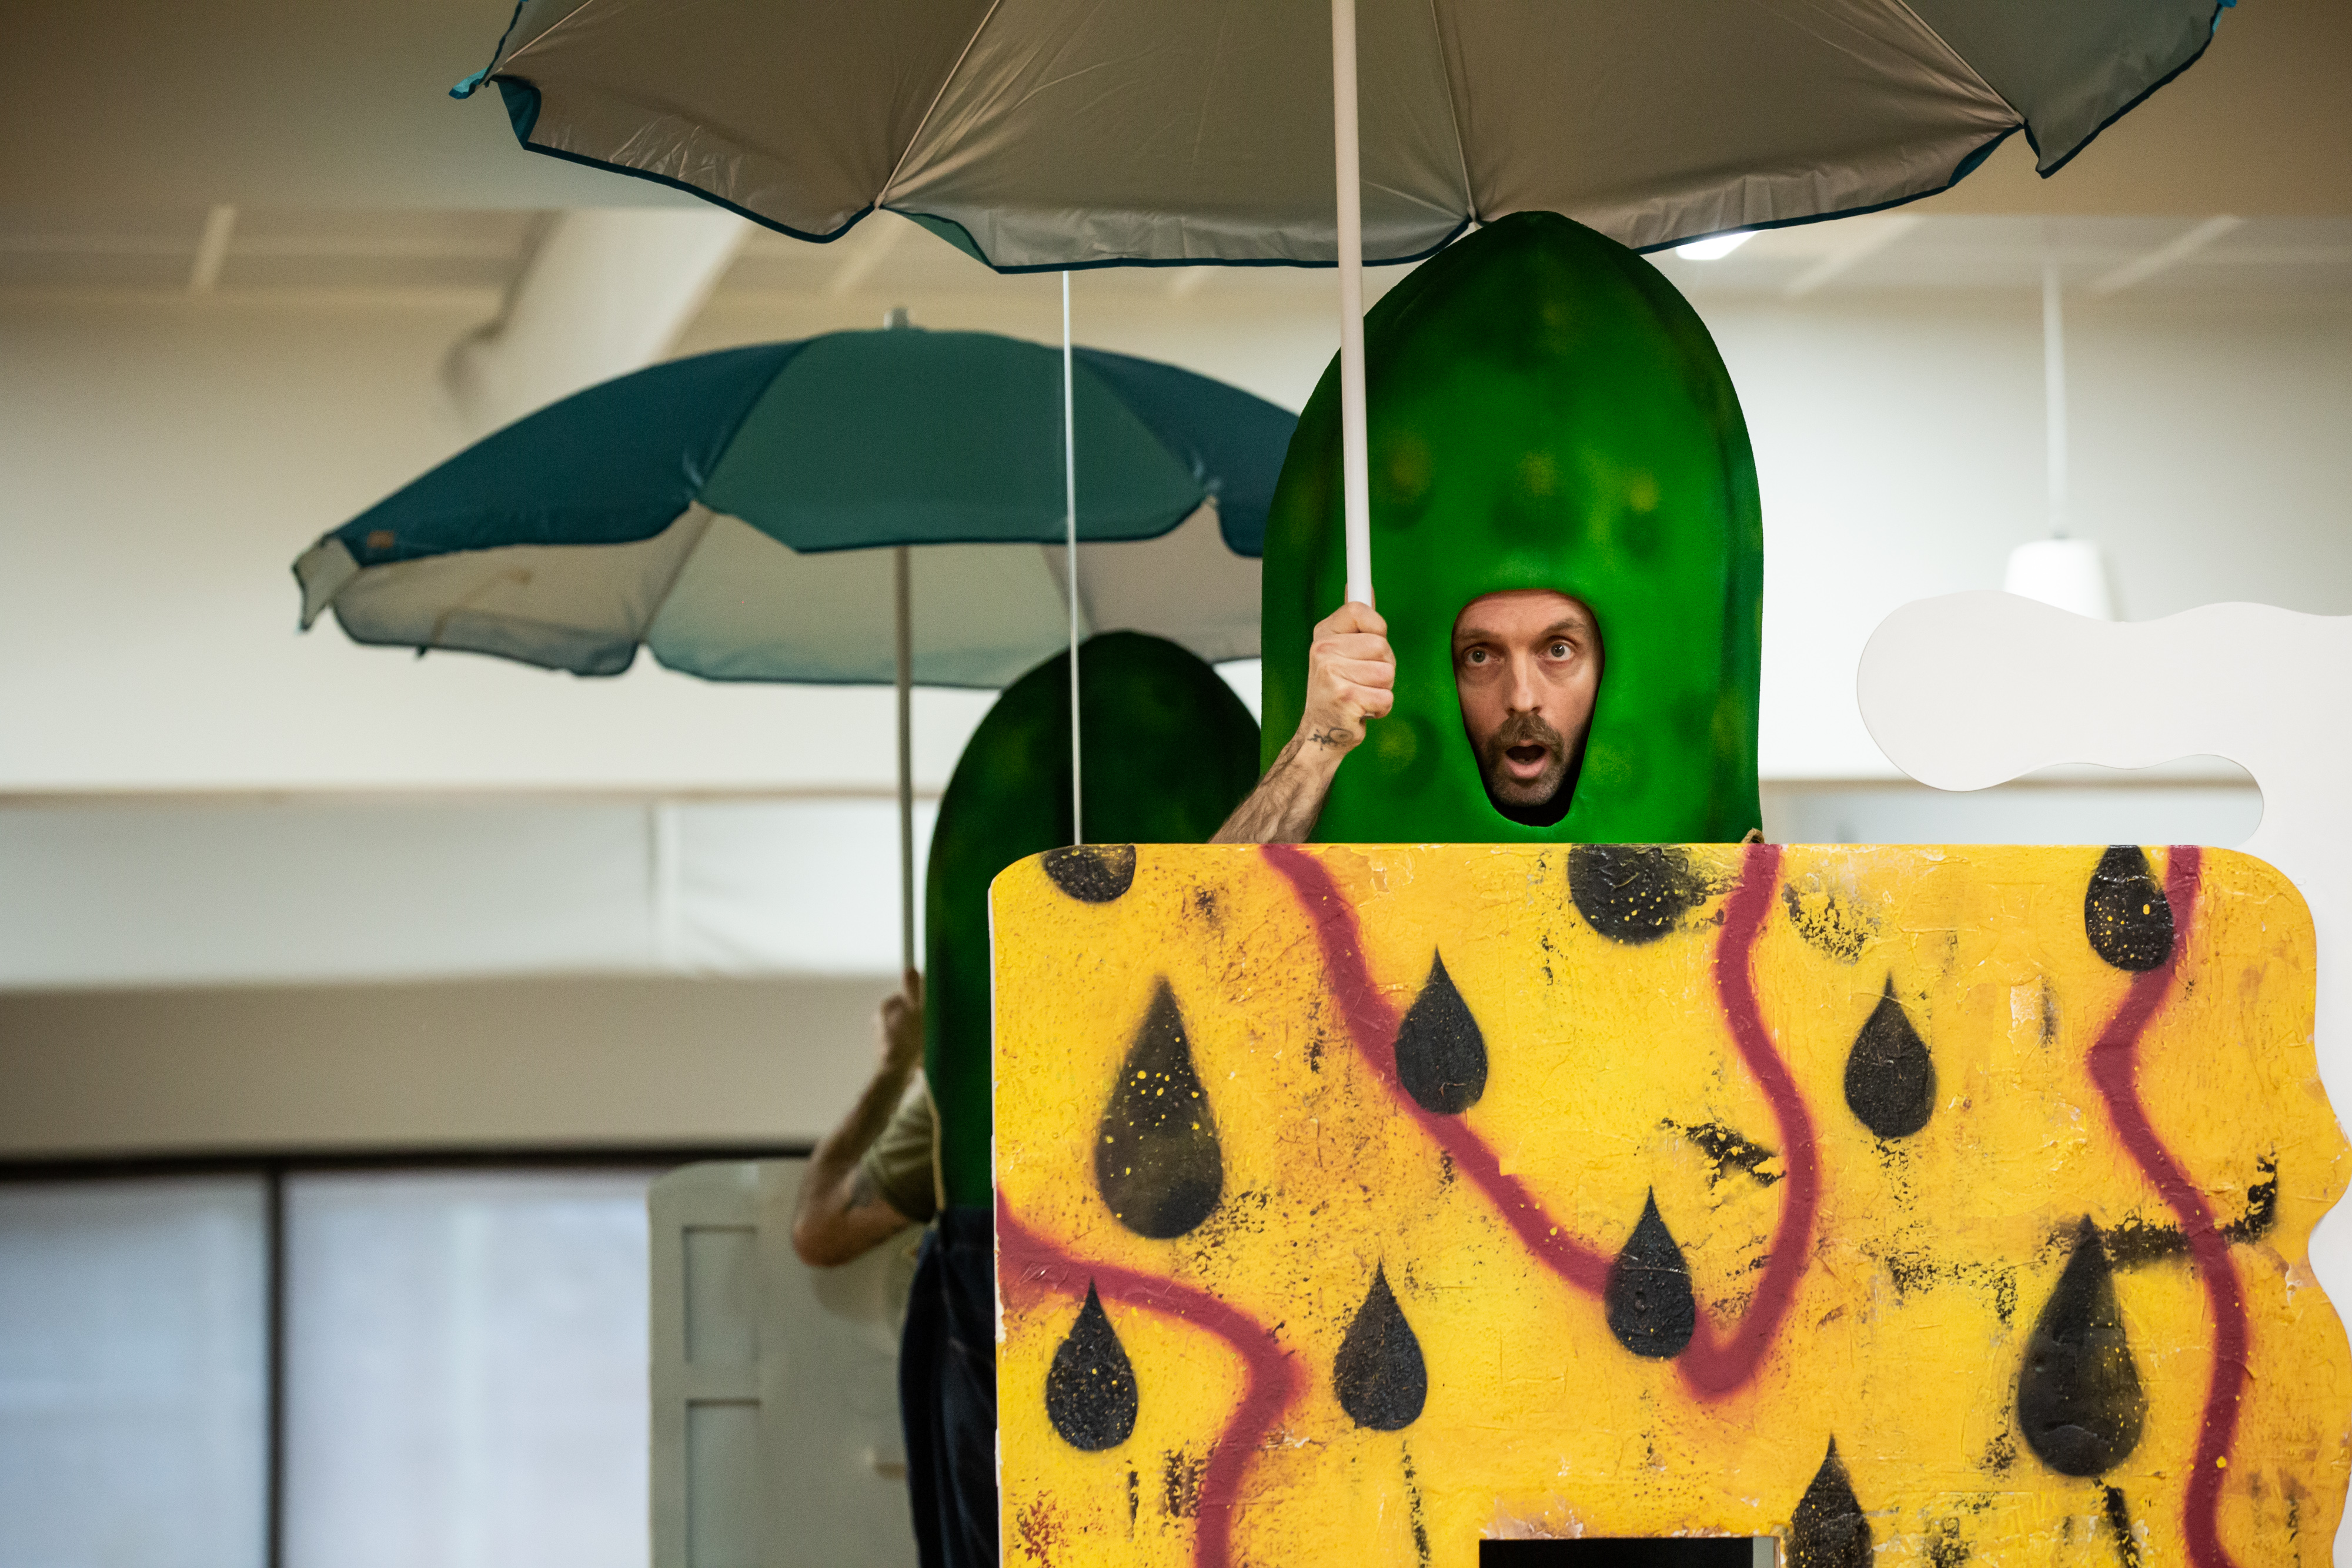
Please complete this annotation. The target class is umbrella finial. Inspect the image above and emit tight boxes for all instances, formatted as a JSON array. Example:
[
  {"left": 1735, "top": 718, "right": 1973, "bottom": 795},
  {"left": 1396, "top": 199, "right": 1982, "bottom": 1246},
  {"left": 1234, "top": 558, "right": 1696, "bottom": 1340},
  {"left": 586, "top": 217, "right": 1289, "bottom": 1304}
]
[{"left": 884, "top": 306, "right": 910, "bottom": 330}]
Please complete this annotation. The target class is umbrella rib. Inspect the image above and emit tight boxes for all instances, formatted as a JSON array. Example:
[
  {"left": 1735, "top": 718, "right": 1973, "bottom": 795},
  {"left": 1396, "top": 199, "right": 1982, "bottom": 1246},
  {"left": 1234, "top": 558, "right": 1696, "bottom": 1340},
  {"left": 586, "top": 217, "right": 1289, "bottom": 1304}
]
[
  {"left": 633, "top": 505, "right": 721, "bottom": 645},
  {"left": 1862, "top": 0, "right": 2017, "bottom": 117},
  {"left": 875, "top": 0, "right": 1010, "bottom": 215},
  {"left": 1424, "top": 0, "right": 1479, "bottom": 223},
  {"left": 634, "top": 350, "right": 796, "bottom": 649}
]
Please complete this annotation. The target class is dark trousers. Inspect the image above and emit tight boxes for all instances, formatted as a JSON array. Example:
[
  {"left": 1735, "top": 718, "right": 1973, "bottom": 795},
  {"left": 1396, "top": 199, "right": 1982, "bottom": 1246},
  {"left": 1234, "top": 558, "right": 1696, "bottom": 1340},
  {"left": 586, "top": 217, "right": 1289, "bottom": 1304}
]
[{"left": 900, "top": 1206, "right": 998, "bottom": 1568}]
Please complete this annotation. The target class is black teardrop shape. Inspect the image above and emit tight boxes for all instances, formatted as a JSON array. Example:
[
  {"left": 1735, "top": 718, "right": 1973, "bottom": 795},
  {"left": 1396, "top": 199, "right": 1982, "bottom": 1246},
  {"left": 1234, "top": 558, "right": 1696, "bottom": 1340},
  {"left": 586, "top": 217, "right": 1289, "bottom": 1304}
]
[
  {"left": 2102, "top": 1486, "right": 2142, "bottom": 1568},
  {"left": 1044, "top": 1282, "right": 1139, "bottom": 1451},
  {"left": 1568, "top": 844, "right": 1709, "bottom": 945},
  {"left": 2017, "top": 1217, "right": 2147, "bottom": 1476},
  {"left": 1393, "top": 952, "right": 1488, "bottom": 1115},
  {"left": 1095, "top": 979, "right": 1222, "bottom": 1238},
  {"left": 1787, "top": 1438, "right": 1872, "bottom": 1568},
  {"left": 1044, "top": 843, "right": 1138, "bottom": 902},
  {"left": 2084, "top": 846, "right": 2174, "bottom": 972},
  {"left": 1843, "top": 978, "right": 1936, "bottom": 1139},
  {"left": 1605, "top": 1189, "right": 1697, "bottom": 1358},
  {"left": 1332, "top": 1265, "right": 1427, "bottom": 1430}
]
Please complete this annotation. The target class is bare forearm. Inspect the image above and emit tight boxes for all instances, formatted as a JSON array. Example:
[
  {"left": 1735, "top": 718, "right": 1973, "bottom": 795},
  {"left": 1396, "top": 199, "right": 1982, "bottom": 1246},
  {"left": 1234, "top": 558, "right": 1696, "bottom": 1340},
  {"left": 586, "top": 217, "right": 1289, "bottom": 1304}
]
[
  {"left": 793, "top": 1161, "right": 913, "bottom": 1267},
  {"left": 1211, "top": 730, "right": 1345, "bottom": 845},
  {"left": 1216, "top": 600, "right": 1391, "bottom": 846},
  {"left": 793, "top": 1059, "right": 916, "bottom": 1247}
]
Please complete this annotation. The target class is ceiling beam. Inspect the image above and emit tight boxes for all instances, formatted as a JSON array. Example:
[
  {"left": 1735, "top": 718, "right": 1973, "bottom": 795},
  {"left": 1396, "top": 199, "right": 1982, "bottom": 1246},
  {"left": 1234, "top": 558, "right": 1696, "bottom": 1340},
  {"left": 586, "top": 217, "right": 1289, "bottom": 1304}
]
[
  {"left": 1783, "top": 216, "right": 1923, "bottom": 299},
  {"left": 444, "top": 208, "right": 749, "bottom": 433},
  {"left": 2089, "top": 215, "right": 2244, "bottom": 295},
  {"left": 187, "top": 204, "right": 236, "bottom": 294},
  {"left": 824, "top": 213, "right": 910, "bottom": 296}
]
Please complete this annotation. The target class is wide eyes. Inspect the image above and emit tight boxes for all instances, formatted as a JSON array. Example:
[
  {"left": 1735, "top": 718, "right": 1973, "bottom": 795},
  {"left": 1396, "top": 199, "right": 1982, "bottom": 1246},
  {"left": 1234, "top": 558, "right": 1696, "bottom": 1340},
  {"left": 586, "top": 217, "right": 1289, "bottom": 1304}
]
[{"left": 1459, "top": 641, "right": 1578, "bottom": 668}]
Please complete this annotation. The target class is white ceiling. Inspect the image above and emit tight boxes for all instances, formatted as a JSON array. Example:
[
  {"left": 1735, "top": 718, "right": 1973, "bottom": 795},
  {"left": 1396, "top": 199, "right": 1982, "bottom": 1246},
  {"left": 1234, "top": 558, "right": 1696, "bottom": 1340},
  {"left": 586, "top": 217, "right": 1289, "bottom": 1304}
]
[
  {"left": 0, "top": 0, "right": 691, "bottom": 212},
  {"left": 5, "top": 0, "right": 2347, "bottom": 313},
  {"left": 0, "top": 207, "right": 545, "bottom": 295},
  {"left": 4, "top": 206, "right": 2347, "bottom": 310},
  {"left": 1649, "top": 215, "right": 2352, "bottom": 301},
  {"left": 3, "top": 0, "right": 2346, "bottom": 219}
]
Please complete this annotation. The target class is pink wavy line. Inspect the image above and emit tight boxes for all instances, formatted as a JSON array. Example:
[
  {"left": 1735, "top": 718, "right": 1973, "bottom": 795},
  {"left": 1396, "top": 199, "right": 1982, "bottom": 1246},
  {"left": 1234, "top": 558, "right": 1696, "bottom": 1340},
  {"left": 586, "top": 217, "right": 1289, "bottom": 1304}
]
[
  {"left": 2082, "top": 846, "right": 2246, "bottom": 1568},
  {"left": 1261, "top": 842, "right": 1814, "bottom": 1398},
  {"left": 1255, "top": 844, "right": 1609, "bottom": 1289},
  {"left": 996, "top": 1197, "right": 1305, "bottom": 1568},
  {"left": 1685, "top": 842, "right": 1820, "bottom": 1395}
]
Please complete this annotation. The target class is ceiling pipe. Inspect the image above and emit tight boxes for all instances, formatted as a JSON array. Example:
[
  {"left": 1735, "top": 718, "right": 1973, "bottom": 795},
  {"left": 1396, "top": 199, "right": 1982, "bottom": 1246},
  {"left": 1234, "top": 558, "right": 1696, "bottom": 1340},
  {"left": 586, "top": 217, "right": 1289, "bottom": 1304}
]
[{"left": 445, "top": 208, "right": 750, "bottom": 433}]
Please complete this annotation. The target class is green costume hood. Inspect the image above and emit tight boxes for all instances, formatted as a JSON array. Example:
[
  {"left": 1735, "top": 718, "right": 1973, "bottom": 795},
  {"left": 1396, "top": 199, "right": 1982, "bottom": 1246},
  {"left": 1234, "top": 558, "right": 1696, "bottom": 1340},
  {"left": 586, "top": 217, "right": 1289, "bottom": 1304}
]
[
  {"left": 927, "top": 631, "right": 1259, "bottom": 1208},
  {"left": 1261, "top": 212, "right": 1763, "bottom": 843}
]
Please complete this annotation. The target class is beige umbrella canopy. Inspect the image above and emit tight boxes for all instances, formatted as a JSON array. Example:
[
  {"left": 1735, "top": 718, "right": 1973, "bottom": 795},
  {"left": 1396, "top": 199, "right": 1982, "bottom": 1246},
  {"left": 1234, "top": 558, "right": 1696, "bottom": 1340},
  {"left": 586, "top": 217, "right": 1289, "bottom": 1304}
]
[
  {"left": 459, "top": 0, "right": 2223, "bottom": 264},
  {"left": 456, "top": 0, "right": 2227, "bottom": 611}
]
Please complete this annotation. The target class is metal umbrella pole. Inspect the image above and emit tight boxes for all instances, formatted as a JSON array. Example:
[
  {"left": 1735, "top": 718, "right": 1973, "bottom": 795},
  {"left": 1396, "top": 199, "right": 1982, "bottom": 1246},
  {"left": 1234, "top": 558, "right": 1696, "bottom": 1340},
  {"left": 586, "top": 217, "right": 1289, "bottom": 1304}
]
[
  {"left": 885, "top": 304, "right": 918, "bottom": 976},
  {"left": 893, "top": 542, "right": 914, "bottom": 975},
  {"left": 1331, "top": 0, "right": 1372, "bottom": 608},
  {"left": 1063, "top": 270, "right": 1083, "bottom": 844}
]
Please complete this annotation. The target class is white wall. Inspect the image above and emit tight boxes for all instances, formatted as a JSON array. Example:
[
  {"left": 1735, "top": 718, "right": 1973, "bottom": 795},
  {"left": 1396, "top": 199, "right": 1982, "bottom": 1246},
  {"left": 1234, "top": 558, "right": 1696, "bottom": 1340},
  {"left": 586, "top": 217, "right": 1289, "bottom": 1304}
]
[
  {"left": 8, "top": 287, "right": 2346, "bottom": 798},
  {"left": 1713, "top": 293, "right": 2352, "bottom": 778},
  {"left": 1, "top": 277, "right": 2344, "bottom": 1005},
  {"left": 0, "top": 297, "right": 993, "bottom": 795},
  {"left": 0, "top": 797, "right": 941, "bottom": 989}
]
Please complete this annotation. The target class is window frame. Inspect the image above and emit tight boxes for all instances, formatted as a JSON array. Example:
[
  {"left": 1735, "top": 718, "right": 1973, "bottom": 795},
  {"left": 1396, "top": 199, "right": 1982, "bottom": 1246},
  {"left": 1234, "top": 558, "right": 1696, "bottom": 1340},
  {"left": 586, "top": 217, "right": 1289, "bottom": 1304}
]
[{"left": 0, "top": 1145, "right": 810, "bottom": 1568}]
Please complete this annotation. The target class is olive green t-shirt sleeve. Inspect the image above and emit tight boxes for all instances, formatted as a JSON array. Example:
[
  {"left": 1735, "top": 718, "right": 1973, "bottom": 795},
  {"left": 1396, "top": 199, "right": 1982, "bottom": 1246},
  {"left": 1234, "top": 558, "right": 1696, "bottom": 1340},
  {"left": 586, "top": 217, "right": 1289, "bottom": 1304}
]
[{"left": 857, "top": 1081, "right": 940, "bottom": 1225}]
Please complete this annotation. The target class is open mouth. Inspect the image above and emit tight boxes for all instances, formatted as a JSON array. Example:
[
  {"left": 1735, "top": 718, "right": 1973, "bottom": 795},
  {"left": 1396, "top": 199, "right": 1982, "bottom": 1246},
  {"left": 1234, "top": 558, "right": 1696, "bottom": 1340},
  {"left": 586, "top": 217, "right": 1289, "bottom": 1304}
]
[{"left": 1504, "top": 743, "right": 1552, "bottom": 774}]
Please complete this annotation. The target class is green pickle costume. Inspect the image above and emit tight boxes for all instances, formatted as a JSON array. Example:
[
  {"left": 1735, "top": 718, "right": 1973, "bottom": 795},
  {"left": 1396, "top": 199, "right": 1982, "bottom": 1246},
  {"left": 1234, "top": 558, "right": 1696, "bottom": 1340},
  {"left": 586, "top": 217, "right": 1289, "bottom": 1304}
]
[
  {"left": 1261, "top": 211, "right": 1764, "bottom": 844},
  {"left": 928, "top": 631, "right": 1259, "bottom": 1209}
]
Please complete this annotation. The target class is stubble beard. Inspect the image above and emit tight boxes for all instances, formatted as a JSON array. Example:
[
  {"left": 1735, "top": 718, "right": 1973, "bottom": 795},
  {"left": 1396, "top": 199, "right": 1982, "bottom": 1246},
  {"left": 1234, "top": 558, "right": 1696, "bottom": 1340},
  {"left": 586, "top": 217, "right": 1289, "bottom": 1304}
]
[{"left": 1478, "top": 710, "right": 1571, "bottom": 809}]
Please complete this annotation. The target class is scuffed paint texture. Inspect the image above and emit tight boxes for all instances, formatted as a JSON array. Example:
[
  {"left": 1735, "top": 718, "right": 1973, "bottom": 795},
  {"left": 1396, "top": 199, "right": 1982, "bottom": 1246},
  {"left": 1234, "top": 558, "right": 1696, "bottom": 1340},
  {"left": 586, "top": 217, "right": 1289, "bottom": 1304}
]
[
  {"left": 994, "top": 844, "right": 2350, "bottom": 1567},
  {"left": 927, "top": 633, "right": 1258, "bottom": 1209}
]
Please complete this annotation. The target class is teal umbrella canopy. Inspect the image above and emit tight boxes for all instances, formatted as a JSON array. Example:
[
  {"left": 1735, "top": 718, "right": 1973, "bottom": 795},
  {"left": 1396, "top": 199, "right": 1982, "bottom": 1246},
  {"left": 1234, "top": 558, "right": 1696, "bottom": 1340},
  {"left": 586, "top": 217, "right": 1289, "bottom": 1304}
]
[{"left": 295, "top": 327, "right": 1295, "bottom": 686}]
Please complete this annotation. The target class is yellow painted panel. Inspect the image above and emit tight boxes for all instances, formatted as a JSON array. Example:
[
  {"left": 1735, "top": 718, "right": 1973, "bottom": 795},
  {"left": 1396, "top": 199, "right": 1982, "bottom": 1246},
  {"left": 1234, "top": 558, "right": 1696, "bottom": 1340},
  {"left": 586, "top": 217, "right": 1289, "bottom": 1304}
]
[{"left": 994, "top": 844, "right": 2350, "bottom": 1568}]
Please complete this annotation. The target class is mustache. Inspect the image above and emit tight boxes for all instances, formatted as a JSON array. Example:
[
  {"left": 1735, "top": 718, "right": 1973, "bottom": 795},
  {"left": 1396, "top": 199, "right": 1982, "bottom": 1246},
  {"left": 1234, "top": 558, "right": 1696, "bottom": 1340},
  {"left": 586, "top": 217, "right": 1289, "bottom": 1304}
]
[{"left": 1490, "top": 711, "right": 1565, "bottom": 753}]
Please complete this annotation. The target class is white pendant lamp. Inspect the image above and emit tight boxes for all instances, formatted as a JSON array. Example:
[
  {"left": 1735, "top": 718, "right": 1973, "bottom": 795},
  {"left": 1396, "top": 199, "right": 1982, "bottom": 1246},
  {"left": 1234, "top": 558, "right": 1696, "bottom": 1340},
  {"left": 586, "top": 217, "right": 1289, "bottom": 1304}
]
[{"left": 2003, "top": 538, "right": 2114, "bottom": 620}]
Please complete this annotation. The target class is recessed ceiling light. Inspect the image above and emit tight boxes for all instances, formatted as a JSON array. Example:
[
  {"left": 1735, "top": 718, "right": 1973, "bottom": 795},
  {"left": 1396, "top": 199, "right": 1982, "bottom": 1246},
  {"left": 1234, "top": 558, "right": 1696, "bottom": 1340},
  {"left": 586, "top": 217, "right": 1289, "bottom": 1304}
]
[{"left": 1675, "top": 231, "right": 1756, "bottom": 261}]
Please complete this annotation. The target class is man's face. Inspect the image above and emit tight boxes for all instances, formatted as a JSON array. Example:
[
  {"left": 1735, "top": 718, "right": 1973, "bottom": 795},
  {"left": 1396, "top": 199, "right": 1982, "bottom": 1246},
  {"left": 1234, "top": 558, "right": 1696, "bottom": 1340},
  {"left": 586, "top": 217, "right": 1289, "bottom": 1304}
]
[{"left": 1452, "top": 590, "right": 1604, "bottom": 821}]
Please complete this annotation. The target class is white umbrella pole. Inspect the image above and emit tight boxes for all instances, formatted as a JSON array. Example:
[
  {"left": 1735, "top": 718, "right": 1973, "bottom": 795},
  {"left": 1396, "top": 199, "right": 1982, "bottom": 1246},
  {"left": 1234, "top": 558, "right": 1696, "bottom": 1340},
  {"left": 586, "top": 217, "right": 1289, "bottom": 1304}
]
[
  {"left": 1331, "top": 0, "right": 1373, "bottom": 606},
  {"left": 1063, "top": 270, "right": 1084, "bottom": 844},
  {"left": 893, "top": 543, "right": 915, "bottom": 976}
]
